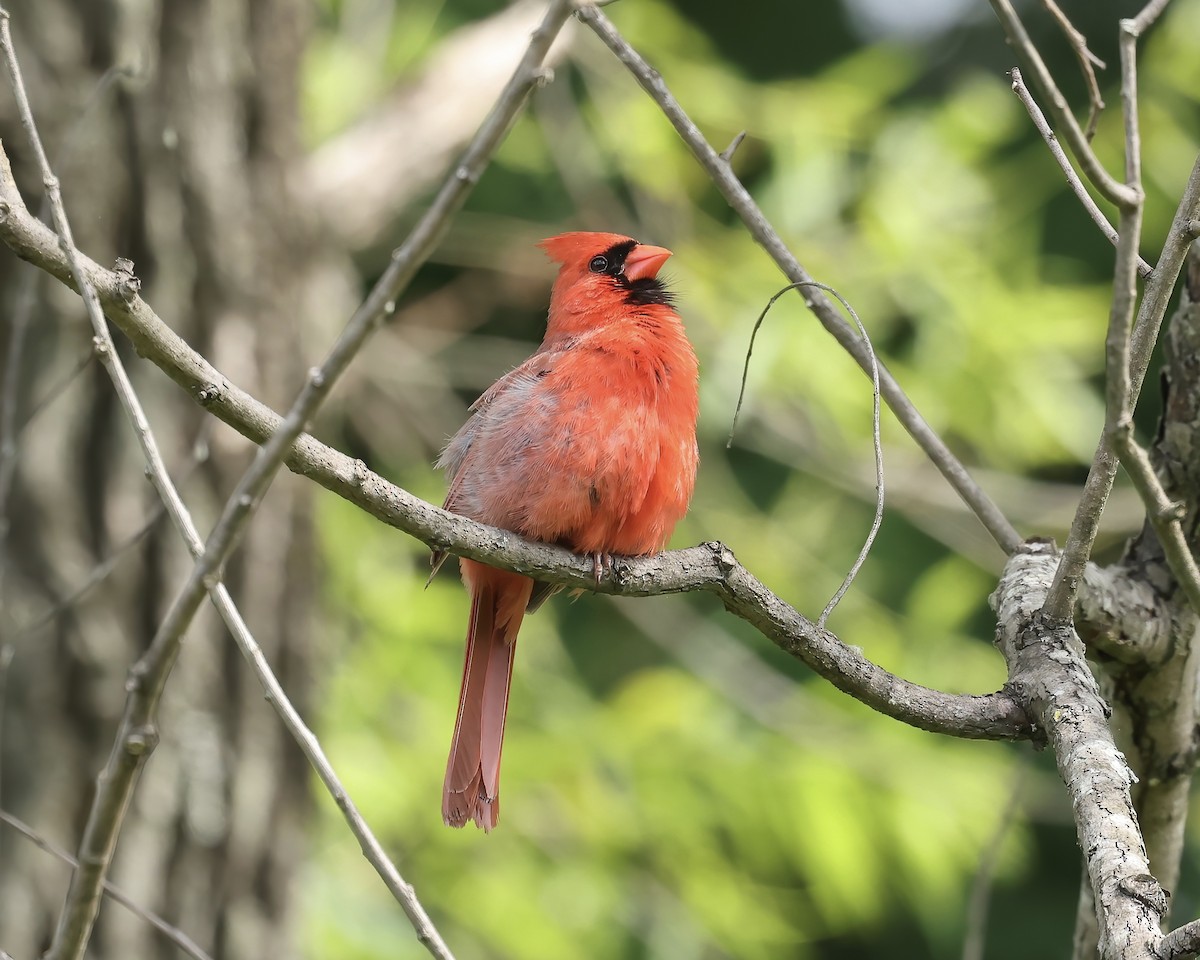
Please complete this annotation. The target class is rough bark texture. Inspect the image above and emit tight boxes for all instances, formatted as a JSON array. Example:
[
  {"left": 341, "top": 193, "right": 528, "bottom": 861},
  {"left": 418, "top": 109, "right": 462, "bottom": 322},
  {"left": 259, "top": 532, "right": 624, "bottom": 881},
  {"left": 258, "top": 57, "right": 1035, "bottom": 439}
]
[
  {"left": 0, "top": 1, "right": 319, "bottom": 957},
  {"left": 994, "top": 545, "right": 1167, "bottom": 960},
  {"left": 1115, "top": 245, "right": 1200, "bottom": 913}
]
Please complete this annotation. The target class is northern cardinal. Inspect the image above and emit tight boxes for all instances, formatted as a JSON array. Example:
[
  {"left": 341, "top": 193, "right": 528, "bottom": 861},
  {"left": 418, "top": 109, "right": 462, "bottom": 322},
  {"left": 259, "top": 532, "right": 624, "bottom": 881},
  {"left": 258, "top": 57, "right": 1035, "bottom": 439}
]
[{"left": 434, "top": 231, "right": 700, "bottom": 830}]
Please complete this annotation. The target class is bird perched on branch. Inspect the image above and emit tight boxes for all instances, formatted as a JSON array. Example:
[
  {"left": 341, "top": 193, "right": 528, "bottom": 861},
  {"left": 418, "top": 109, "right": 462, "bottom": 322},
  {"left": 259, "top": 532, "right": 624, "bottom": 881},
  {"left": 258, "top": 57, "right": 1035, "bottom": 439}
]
[{"left": 433, "top": 231, "right": 700, "bottom": 830}]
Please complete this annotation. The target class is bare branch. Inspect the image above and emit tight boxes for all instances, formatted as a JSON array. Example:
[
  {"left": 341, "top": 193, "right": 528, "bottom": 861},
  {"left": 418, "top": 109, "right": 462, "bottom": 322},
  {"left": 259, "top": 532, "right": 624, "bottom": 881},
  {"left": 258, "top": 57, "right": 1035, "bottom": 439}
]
[
  {"left": 1113, "top": 244, "right": 1200, "bottom": 906},
  {"left": 0, "top": 810, "right": 214, "bottom": 960},
  {"left": 994, "top": 545, "right": 1168, "bottom": 957},
  {"left": 0, "top": 14, "right": 243, "bottom": 955},
  {"left": 1076, "top": 562, "right": 1173, "bottom": 665},
  {"left": 1127, "top": 0, "right": 1172, "bottom": 37},
  {"left": 988, "top": 0, "right": 1137, "bottom": 206},
  {"left": 1113, "top": 424, "right": 1200, "bottom": 620},
  {"left": 1042, "top": 0, "right": 1200, "bottom": 623},
  {"left": 719, "top": 130, "right": 746, "bottom": 162},
  {"left": 1043, "top": 17, "right": 1154, "bottom": 621},
  {"left": 1162, "top": 919, "right": 1200, "bottom": 960},
  {"left": 1009, "top": 68, "right": 1152, "bottom": 278},
  {"left": 1045, "top": 13, "right": 1151, "bottom": 620},
  {"left": 575, "top": 2, "right": 1022, "bottom": 557},
  {"left": 1040, "top": 0, "right": 1106, "bottom": 140},
  {"left": 1042, "top": 149, "right": 1200, "bottom": 619}
]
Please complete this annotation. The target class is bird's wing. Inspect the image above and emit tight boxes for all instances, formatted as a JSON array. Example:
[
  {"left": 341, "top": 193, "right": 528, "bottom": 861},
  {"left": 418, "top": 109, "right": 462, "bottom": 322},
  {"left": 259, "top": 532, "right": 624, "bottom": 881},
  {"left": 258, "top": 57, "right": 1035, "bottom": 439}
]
[
  {"left": 468, "top": 347, "right": 558, "bottom": 413},
  {"left": 429, "top": 349, "right": 562, "bottom": 581}
]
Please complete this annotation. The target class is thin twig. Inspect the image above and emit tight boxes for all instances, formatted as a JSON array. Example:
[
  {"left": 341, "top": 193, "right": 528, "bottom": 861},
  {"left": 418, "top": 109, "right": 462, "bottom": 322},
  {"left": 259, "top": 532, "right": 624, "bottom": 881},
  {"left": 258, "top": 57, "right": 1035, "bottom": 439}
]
[
  {"left": 1039, "top": 0, "right": 1106, "bottom": 140},
  {"left": 1101, "top": 18, "right": 1146, "bottom": 451},
  {"left": 0, "top": 809, "right": 213, "bottom": 960},
  {"left": 1009, "top": 68, "right": 1152, "bottom": 277},
  {"left": 988, "top": 0, "right": 1137, "bottom": 206},
  {"left": 576, "top": 3, "right": 1022, "bottom": 557},
  {"left": 719, "top": 130, "right": 746, "bottom": 162},
  {"left": 1042, "top": 17, "right": 1180, "bottom": 622},
  {"left": 728, "top": 280, "right": 884, "bottom": 627}
]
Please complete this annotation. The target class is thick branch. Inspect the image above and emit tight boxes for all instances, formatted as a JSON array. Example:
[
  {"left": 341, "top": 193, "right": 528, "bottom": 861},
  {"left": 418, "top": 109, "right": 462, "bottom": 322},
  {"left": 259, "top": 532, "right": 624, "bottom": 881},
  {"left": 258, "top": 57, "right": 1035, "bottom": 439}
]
[
  {"left": 994, "top": 544, "right": 1167, "bottom": 959},
  {"left": 1162, "top": 919, "right": 1200, "bottom": 960},
  {"left": 1076, "top": 562, "right": 1173, "bottom": 665}
]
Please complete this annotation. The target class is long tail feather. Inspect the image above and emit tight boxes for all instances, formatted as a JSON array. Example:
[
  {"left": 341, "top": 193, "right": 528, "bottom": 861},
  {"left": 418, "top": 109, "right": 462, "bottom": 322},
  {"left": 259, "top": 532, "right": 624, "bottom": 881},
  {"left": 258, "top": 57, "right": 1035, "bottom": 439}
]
[{"left": 442, "top": 561, "right": 532, "bottom": 831}]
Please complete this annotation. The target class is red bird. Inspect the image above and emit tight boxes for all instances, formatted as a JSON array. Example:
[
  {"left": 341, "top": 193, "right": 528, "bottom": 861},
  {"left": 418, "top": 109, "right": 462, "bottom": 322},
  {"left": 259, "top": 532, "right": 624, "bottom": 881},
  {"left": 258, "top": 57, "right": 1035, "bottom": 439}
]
[{"left": 434, "top": 231, "right": 700, "bottom": 830}]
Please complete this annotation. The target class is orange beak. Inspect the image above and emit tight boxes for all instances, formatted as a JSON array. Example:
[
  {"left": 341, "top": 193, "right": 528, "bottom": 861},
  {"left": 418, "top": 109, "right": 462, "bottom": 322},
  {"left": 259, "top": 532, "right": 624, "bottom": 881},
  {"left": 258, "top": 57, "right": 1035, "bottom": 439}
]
[{"left": 622, "top": 244, "right": 672, "bottom": 282}]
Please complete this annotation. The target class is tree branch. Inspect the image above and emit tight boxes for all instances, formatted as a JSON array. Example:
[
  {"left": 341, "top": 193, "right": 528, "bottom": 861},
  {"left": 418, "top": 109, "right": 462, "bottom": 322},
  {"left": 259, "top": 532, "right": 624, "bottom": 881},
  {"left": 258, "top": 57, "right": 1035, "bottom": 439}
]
[
  {"left": 1112, "top": 423, "right": 1200, "bottom": 619},
  {"left": 1009, "top": 68, "right": 1152, "bottom": 278},
  {"left": 1113, "top": 245, "right": 1200, "bottom": 912},
  {"left": 1039, "top": 0, "right": 1106, "bottom": 141},
  {"left": 1041, "top": 14, "right": 1151, "bottom": 624},
  {"left": 575, "top": 2, "right": 1023, "bottom": 557},
  {"left": 1162, "top": 919, "right": 1200, "bottom": 960},
  {"left": 988, "top": 0, "right": 1137, "bottom": 207},
  {"left": 1076, "top": 562, "right": 1172, "bottom": 665},
  {"left": 994, "top": 544, "right": 1168, "bottom": 958},
  {"left": 1041, "top": 148, "right": 1200, "bottom": 620}
]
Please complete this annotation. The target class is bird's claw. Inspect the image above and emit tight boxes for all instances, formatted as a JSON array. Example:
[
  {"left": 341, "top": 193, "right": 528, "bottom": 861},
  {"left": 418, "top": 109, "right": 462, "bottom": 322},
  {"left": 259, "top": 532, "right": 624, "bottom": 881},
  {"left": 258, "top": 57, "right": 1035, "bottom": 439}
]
[{"left": 590, "top": 551, "right": 614, "bottom": 587}]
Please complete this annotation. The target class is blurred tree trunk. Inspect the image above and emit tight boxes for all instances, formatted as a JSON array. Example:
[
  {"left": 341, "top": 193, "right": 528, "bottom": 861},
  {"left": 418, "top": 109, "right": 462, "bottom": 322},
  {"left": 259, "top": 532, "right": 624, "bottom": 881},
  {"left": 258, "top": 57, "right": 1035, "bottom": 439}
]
[{"left": 0, "top": 1, "right": 319, "bottom": 957}]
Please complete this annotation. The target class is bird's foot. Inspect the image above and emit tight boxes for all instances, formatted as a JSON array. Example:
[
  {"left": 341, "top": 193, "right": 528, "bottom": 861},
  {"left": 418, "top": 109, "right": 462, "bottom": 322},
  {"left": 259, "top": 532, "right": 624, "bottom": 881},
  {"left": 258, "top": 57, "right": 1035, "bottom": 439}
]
[{"left": 590, "top": 551, "right": 614, "bottom": 587}]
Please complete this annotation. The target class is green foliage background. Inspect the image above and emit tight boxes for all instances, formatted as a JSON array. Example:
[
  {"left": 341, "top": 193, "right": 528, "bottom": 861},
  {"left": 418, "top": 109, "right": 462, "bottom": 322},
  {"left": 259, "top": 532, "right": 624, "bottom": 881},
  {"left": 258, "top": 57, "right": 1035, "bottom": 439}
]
[{"left": 299, "top": 1, "right": 1200, "bottom": 957}]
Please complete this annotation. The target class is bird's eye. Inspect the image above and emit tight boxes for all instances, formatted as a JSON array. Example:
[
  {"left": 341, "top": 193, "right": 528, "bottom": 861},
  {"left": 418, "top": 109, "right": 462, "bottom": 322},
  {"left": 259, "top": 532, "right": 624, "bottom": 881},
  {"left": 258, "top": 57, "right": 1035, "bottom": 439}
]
[{"left": 589, "top": 255, "right": 608, "bottom": 273}]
